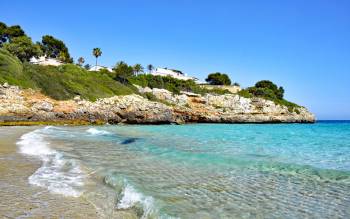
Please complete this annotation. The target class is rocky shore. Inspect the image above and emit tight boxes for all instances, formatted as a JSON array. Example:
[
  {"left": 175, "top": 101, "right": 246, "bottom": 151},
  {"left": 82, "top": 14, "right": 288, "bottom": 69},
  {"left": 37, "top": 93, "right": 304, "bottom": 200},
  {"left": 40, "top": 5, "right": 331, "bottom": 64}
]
[{"left": 0, "top": 83, "right": 315, "bottom": 125}]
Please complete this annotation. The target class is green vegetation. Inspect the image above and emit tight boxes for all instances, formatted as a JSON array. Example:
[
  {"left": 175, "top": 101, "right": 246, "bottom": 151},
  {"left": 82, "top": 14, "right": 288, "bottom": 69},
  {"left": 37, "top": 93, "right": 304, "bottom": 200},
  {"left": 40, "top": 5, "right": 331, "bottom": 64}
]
[
  {"left": 113, "top": 61, "right": 134, "bottom": 84},
  {"left": 77, "top": 57, "right": 85, "bottom": 66},
  {"left": 0, "top": 49, "right": 135, "bottom": 101},
  {"left": 1, "top": 22, "right": 72, "bottom": 63},
  {"left": 3, "top": 35, "right": 42, "bottom": 62},
  {"left": 39, "top": 35, "right": 73, "bottom": 63},
  {"left": 0, "top": 22, "right": 41, "bottom": 62},
  {"left": 92, "top": 48, "right": 102, "bottom": 66},
  {"left": 0, "top": 20, "right": 302, "bottom": 112},
  {"left": 129, "top": 74, "right": 231, "bottom": 95},
  {"left": 140, "top": 92, "right": 174, "bottom": 106},
  {"left": 205, "top": 72, "right": 231, "bottom": 85},
  {"left": 0, "top": 22, "right": 26, "bottom": 46},
  {"left": 133, "top": 63, "right": 144, "bottom": 75},
  {"left": 0, "top": 48, "right": 33, "bottom": 87},
  {"left": 147, "top": 64, "right": 154, "bottom": 73},
  {"left": 238, "top": 80, "right": 300, "bottom": 112}
]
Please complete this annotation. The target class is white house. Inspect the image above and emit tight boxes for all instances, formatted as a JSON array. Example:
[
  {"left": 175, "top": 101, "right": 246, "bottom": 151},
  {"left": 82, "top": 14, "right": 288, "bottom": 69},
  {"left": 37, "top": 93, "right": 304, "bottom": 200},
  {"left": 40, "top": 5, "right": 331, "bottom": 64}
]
[
  {"left": 151, "top": 68, "right": 198, "bottom": 81},
  {"left": 29, "top": 56, "right": 63, "bottom": 66},
  {"left": 89, "top": 65, "right": 113, "bottom": 72}
]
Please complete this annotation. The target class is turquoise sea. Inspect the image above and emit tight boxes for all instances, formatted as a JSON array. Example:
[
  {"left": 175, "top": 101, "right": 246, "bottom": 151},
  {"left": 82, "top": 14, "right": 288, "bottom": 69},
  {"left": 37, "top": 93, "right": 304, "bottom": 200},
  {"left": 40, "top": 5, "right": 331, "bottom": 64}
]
[{"left": 13, "top": 121, "right": 350, "bottom": 218}]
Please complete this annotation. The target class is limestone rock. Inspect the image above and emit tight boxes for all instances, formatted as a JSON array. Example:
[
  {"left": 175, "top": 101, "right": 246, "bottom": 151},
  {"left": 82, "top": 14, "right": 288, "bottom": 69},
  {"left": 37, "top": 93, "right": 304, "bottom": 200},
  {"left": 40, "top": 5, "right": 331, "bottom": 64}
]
[
  {"left": 32, "top": 101, "right": 54, "bottom": 112},
  {"left": 0, "top": 84, "right": 316, "bottom": 124}
]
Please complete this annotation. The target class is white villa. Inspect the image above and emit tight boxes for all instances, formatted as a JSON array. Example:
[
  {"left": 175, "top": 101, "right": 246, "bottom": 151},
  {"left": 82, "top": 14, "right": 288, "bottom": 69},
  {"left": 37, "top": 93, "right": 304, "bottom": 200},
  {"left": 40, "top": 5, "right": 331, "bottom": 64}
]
[
  {"left": 29, "top": 56, "right": 63, "bottom": 66},
  {"left": 89, "top": 65, "right": 113, "bottom": 72},
  {"left": 151, "top": 68, "right": 198, "bottom": 81}
]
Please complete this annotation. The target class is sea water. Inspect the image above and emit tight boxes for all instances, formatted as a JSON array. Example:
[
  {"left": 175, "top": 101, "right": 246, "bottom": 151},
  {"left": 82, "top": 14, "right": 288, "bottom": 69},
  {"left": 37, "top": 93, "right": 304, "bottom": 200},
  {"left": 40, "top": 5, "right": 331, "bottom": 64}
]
[{"left": 14, "top": 122, "right": 350, "bottom": 218}]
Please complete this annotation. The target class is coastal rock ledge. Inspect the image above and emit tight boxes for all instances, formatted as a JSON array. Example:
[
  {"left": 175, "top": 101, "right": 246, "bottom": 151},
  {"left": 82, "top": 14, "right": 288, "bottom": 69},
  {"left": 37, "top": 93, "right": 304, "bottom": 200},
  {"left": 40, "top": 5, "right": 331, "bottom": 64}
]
[{"left": 0, "top": 84, "right": 315, "bottom": 125}]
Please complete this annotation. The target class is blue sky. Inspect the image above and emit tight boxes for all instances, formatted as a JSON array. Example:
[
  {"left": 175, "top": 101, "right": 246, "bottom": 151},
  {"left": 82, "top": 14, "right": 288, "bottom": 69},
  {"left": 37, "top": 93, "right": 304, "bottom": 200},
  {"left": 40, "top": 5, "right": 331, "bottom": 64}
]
[{"left": 1, "top": 0, "right": 350, "bottom": 119}]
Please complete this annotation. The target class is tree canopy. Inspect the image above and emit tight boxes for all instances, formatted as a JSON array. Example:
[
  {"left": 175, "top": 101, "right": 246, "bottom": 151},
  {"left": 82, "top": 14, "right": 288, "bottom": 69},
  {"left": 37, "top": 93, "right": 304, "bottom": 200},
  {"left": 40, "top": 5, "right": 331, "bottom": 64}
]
[
  {"left": 39, "top": 35, "right": 72, "bottom": 63},
  {"left": 77, "top": 57, "right": 85, "bottom": 66},
  {"left": 254, "top": 80, "right": 284, "bottom": 99},
  {"left": 93, "top": 48, "right": 102, "bottom": 58},
  {"left": 113, "top": 61, "right": 134, "bottom": 83},
  {"left": 147, "top": 64, "right": 154, "bottom": 73},
  {"left": 3, "top": 35, "right": 42, "bottom": 62},
  {"left": 133, "top": 64, "right": 144, "bottom": 75},
  {"left": 238, "top": 80, "right": 285, "bottom": 101},
  {"left": 92, "top": 48, "right": 102, "bottom": 66},
  {"left": 0, "top": 22, "right": 25, "bottom": 46},
  {"left": 0, "top": 22, "right": 7, "bottom": 44},
  {"left": 205, "top": 72, "right": 231, "bottom": 85}
]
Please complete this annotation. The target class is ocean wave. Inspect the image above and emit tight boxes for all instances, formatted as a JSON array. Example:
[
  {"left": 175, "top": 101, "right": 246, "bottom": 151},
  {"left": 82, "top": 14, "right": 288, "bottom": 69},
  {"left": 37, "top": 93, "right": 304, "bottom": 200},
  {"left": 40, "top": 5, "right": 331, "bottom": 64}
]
[
  {"left": 104, "top": 174, "right": 157, "bottom": 218},
  {"left": 117, "top": 183, "right": 155, "bottom": 218},
  {"left": 17, "top": 127, "right": 86, "bottom": 197},
  {"left": 86, "top": 128, "right": 112, "bottom": 136}
]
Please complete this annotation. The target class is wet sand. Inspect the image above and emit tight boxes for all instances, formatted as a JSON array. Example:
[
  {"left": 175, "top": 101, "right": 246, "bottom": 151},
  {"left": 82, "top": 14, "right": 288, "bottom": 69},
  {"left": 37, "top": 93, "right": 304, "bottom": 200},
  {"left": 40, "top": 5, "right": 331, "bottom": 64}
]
[{"left": 0, "top": 127, "right": 99, "bottom": 218}]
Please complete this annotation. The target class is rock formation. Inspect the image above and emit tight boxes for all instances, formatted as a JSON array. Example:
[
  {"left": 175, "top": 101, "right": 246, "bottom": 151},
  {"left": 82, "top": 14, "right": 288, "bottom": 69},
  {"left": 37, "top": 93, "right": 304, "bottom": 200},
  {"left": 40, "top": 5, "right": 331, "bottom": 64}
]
[{"left": 0, "top": 83, "right": 315, "bottom": 125}]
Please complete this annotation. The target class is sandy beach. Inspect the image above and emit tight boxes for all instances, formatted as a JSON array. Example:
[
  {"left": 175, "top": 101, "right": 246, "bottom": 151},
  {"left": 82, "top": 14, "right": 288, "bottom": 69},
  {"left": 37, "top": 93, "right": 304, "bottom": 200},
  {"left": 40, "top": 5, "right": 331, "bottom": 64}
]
[{"left": 0, "top": 127, "right": 99, "bottom": 218}]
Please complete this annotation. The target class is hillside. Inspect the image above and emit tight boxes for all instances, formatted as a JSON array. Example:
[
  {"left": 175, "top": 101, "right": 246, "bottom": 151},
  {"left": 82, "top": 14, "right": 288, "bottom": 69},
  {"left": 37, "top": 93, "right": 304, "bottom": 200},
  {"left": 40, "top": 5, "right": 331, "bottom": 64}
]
[
  {"left": 0, "top": 49, "right": 135, "bottom": 101},
  {"left": 0, "top": 48, "right": 315, "bottom": 125}
]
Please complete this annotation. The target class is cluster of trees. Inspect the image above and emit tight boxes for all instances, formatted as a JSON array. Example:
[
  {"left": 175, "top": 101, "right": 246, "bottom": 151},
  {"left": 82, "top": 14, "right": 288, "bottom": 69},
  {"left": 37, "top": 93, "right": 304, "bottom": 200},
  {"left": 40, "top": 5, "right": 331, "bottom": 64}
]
[
  {"left": 0, "top": 22, "right": 41, "bottom": 62},
  {"left": 39, "top": 35, "right": 72, "bottom": 63},
  {"left": 205, "top": 72, "right": 231, "bottom": 85},
  {"left": 77, "top": 47, "right": 155, "bottom": 75},
  {"left": 111, "top": 62, "right": 155, "bottom": 83},
  {"left": 130, "top": 74, "right": 204, "bottom": 95},
  {"left": 82, "top": 54, "right": 154, "bottom": 85},
  {"left": 0, "top": 21, "right": 72, "bottom": 63},
  {"left": 238, "top": 80, "right": 285, "bottom": 100},
  {"left": 3, "top": 22, "right": 290, "bottom": 103}
]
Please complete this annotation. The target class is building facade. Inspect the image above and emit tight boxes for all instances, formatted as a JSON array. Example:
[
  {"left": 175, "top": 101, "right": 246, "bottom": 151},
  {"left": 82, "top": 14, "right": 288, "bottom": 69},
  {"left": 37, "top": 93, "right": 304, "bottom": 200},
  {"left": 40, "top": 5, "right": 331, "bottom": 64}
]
[
  {"left": 29, "top": 56, "right": 63, "bottom": 66},
  {"left": 89, "top": 65, "right": 113, "bottom": 72},
  {"left": 151, "top": 68, "right": 198, "bottom": 81}
]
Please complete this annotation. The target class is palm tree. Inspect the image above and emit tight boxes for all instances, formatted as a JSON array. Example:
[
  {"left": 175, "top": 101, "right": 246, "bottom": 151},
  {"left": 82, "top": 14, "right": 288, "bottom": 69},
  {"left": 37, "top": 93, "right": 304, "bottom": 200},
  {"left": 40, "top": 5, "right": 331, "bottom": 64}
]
[
  {"left": 77, "top": 57, "right": 85, "bottom": 66},
  {"left": 92, "top": 48, "right": 102, "bottom": 67},
  {"left": 114, "top": 61, "right": 126, "bottom": 70},
  {"left": 147, "top": 64, "right": 154, "bottom": 74},
  {"left": 133, "top": 64, "right": 144, "bottom": 76}
]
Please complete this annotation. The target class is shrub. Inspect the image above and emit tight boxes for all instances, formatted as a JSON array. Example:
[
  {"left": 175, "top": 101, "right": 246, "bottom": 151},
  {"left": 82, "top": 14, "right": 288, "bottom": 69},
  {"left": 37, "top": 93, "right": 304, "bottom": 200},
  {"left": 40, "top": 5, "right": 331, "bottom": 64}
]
[
  {"left": 129, "top": 74, "right": 231, "bottom": 95},
  {"left": 255, "top": 80, "right": 284, "bottom": 99},
  {"left": 238, "top": 80, "right": 299, "bottom": 111},
  {"left": 113, "top": 61, "right": 134, "bottom": 84},
  {"left": 237, "top": 89, "right": 252, "bottom": 98},
  {"left": 3, "top": 36, "right": 42, "bottom": 62},
  {"left": 205, "top": 72, "right": 231, "bottom": 85}
]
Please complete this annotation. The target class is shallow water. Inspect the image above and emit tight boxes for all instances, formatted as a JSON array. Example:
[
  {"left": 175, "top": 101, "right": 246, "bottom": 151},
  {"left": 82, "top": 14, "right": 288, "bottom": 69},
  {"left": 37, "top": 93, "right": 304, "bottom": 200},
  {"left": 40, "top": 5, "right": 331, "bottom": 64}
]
[{"left": 1, "top": 122, "right": 350, "bottom": 218}]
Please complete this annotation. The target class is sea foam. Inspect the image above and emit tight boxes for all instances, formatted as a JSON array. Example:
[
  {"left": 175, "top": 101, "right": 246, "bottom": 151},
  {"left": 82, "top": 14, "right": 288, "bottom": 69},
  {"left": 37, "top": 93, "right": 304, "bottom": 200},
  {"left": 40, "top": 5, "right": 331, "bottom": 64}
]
[
  {"left": 17, "top": 127, "right": 86, "bottom": 197},
  {"left": 86, "top": 128, "right": 111, "bottom": 136},
  {"left": 117, "top": 183, "right": 155, "bottom": 219}
]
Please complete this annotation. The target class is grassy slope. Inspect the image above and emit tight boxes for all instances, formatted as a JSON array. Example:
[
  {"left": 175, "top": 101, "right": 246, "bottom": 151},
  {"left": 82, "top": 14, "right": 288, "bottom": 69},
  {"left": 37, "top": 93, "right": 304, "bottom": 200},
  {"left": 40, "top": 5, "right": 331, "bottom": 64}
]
[
  {"left": 0, "top": 49, "right": 136, "bottom": 101},
  {"left": 0, "top": 48, "right": 302, "bottom": 111},
  {"left": 0, "top": 49, "right": 35, "bottom": 88}
]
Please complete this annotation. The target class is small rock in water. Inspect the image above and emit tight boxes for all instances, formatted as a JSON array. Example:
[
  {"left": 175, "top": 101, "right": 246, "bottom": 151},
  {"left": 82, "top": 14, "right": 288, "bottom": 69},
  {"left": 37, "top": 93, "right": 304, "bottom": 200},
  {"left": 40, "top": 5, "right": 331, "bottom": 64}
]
[{"left": 121, "top": 138, "right": 138, "bottom": 145}]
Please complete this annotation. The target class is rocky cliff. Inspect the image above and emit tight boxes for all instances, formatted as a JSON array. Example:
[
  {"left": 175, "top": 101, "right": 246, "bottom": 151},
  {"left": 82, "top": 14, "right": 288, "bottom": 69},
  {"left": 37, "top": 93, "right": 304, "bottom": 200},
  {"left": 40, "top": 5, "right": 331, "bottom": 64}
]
[{"left": 0, "top": 83, "right": 315, "bottom": 125}]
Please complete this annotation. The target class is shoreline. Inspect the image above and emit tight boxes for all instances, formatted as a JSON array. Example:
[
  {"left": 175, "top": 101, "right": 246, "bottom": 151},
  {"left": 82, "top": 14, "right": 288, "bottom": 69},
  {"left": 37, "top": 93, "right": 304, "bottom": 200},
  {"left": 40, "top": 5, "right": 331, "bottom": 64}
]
[
  {"left": 1, "top": 123, "right": 349, "bottom": 218},
  {"left": 0, "top": 119, "right": 316, "bottom": 126},
  {"left": 0, "top": 127, "right": 100, "bottom": 218}
]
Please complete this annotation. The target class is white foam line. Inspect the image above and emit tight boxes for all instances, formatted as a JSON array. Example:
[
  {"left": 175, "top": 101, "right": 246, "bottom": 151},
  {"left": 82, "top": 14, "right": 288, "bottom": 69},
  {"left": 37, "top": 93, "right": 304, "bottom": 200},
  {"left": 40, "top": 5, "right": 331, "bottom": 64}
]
[
  {"left": 117, "top": 182, "right": 155, "bottom": 219},
  {"left": 86, "top": 128, "right": 112, "bottom": 136},
  {"left": 17, "top": 127, "right": 86, "bottom": 197}
]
